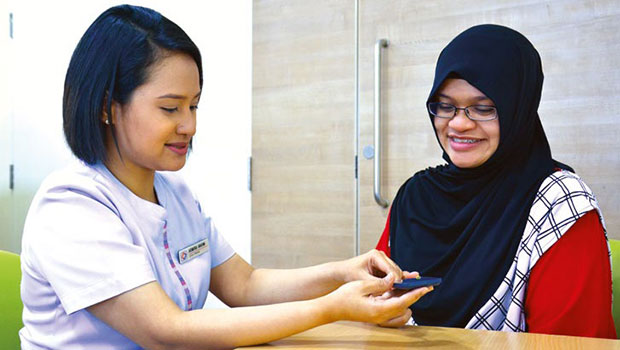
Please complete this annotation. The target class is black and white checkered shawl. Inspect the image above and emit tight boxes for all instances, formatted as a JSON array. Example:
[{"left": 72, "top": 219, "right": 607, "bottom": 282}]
[{"left": 463, "top": 170, "right": 611, "bottom": 331}]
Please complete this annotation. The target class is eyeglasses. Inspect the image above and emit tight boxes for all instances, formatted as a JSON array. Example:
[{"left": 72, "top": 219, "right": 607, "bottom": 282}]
[{"left": 427, "top": 102, "right": 498, "bottom": 121}]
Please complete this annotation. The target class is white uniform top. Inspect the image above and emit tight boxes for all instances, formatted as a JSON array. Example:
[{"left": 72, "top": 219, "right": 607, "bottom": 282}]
[{"left": 19, "top": 161, "right": 235, "bottom": 349}]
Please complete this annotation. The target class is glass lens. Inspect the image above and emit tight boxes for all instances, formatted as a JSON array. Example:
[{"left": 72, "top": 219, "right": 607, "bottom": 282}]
[
  {"left": 467, "top": 105, "right": 497, "bottom": 120},
  {"left": 429, "top": 102, "right": 455, "bottom": 118}
]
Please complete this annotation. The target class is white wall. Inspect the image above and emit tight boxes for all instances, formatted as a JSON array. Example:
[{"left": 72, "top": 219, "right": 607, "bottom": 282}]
[
  {"left": 1, "top": 1, "right": 251, "bottom": 308},
  {"left": 175, "top": 1, "right": 253, "bottom": 308},
  {"left": 175, "top": 1, "right": 253, "bottom": 263}
]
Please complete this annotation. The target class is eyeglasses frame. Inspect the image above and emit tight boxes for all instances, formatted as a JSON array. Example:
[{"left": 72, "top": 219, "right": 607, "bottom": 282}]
[{"left": 427, "top": 102, "right": 498, "bottom": 122}]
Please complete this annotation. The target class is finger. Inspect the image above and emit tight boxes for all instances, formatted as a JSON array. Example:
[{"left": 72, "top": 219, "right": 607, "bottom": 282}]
[
  {"left": 377, "top": 290, "right": 392, "bottom": 300},
  {"left": 378, "top": 308, "right": 412, "bottom": 328},
  {"left": 370, "top": 250, "right": 404, "bottom": 281},
  {"left": 376, "top": 286, "right": 409, "bottom": 300},
  {"left": 360, "top": 273, "right": 394, "bottom": 295},
  {"left": 402, "top": 271, "right": 420, "bottom": 279},
  {"left": 377, "top": 251, "right": 403, "bottom": 279},
  {"left": 398, "top": 286, "right": 433, "bottom": 306}
]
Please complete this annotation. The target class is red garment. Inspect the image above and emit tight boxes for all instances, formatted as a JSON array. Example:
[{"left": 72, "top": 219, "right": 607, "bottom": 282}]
[
  {"left": 375, "top": 209, "right": 616, "bottom": 339},
  {"left": 376, "top": 211, "right": 391, "bottom": 257},
  {"left": 525, "top": 210, "right": 616, "bottom": 338}
]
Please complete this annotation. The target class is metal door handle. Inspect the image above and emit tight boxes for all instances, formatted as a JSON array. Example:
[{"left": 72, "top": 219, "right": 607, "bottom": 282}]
[{"left": 373, "top": 39, "right": 389, "bottom": 208}]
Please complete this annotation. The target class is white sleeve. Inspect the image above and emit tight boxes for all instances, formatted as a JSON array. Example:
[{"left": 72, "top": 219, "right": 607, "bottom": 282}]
[
  {"left": 194, "top": 200, "right": 235, "bottom": 267},
  {"left": 26, "top": 187, "right": 156, "bottom": 314},
  {"left": 204, "top": 216, "right": 235, "bottom": 267}
]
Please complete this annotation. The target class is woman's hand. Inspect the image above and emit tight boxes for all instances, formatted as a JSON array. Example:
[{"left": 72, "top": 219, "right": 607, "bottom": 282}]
[
  {"left": 335, "top": 249, "right": 413, "bottom": 284},
  {"left": 374, "top": 271, "right": 422, "bottom": 327},
  {"left": 324, "top": 272, "right": 432, "bottom": 326}
]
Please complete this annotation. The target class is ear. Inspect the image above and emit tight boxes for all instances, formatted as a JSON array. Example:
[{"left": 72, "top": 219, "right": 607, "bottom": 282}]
[{"left": 101, "top": 98, "right": 119, "bottom": 126}]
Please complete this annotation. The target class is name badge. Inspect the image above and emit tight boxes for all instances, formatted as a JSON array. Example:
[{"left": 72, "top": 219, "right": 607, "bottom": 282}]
[{"left": 178, "top": 238, "right": 209, "bottom": 264}]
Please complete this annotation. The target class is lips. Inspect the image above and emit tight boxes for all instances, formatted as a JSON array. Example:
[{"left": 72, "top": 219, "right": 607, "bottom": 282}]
[
  {"left": 448, "top": 136, "right": 484, "bottom": 151},
  {"left": 165, "top": 142, "right": 189, "bottom": 155}
]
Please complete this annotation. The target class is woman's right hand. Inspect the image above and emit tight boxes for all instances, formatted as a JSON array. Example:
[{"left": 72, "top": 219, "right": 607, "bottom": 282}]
[{"left": 324, "top": 273, "right": 433, "bottom": 326}]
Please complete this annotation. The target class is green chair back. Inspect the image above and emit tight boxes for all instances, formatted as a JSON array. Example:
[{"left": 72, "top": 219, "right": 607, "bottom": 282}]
[
  {"left": 0, "top": 250, "right": 23, "bottom": 349},
  {"left": 610, "top": 239, "right": 620, "bottom": 338}
]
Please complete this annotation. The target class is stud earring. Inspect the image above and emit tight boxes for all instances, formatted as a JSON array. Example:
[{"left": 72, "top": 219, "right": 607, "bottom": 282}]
[{"left": 104, "top": 119, "right": 110, "bottom": 125}]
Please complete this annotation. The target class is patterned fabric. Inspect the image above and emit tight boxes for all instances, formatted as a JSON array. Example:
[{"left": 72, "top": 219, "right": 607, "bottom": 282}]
[
  {"left": 162, "top": 220, "right": 194, "bottom": 311},
  {"left": 464, "top": 170, "right": 610, "bottom": 331}
]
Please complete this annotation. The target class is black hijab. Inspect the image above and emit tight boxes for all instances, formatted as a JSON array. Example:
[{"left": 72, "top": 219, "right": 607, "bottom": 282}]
[{"left": 389, "top": 24, "right": 572, "bottom": 327}]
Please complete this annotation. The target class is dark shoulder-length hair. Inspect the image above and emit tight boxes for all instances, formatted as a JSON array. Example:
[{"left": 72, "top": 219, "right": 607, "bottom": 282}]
[{"left": 63, "top": 4, "right": 203, "bottom": 164}]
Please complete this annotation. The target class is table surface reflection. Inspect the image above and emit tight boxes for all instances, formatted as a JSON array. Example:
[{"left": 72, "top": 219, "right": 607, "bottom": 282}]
[{"left": 237, "top": 321, "right": 619, "bottom": 349}]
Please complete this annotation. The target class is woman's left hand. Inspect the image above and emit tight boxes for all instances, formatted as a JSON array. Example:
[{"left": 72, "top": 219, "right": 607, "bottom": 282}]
[{"left": 373, "top": 271, "right": 421, "bottom": 327}]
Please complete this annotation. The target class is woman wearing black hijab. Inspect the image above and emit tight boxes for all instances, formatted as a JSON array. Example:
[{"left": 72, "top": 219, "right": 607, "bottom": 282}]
[{"left": 375, "top": 24, "right": 616, "bottom": 338}]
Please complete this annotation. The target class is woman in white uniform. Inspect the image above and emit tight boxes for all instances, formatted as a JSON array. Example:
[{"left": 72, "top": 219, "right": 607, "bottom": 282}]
[{"left": 19, "top": 5, "right": 433, "bottom": 349}]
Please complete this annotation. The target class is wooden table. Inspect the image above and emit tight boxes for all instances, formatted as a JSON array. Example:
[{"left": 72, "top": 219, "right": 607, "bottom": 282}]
[{"left": 238, "top": 321, "right": 619, "bottom": 349}]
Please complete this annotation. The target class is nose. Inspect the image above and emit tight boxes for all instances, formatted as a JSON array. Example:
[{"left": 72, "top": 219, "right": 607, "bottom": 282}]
[
  {"left": 177, "top": 108, "right": 196, "bottom": 137},
  {"left": 448, "top": 108, "right": 476, "bottom": 131}
]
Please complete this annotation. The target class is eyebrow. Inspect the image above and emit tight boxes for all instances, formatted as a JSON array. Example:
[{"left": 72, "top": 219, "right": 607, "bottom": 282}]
[
  {"left": 157, "top": 92, "right": 201, "bottom": 100},
  {"left": 436, "top": 93, "right": 490, "bottom": 102}
]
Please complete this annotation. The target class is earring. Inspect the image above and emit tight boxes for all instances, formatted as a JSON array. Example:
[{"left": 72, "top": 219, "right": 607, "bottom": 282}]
[{"left": 104, "top": 119, "right": 110, "bottom": 125}]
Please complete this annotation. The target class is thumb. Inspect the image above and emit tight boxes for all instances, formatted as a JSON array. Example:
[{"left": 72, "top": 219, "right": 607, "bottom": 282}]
[{"left": 360, "top": 272, "right": 394, "bottom": 295}]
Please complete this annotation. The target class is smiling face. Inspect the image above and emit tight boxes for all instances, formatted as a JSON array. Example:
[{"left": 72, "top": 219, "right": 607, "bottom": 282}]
[
  {"left": 432, "top": 78, "right": 500, "bottom": 168},
  {"left": 104, "top": 52, "right": 201, "bottom": 177}
]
